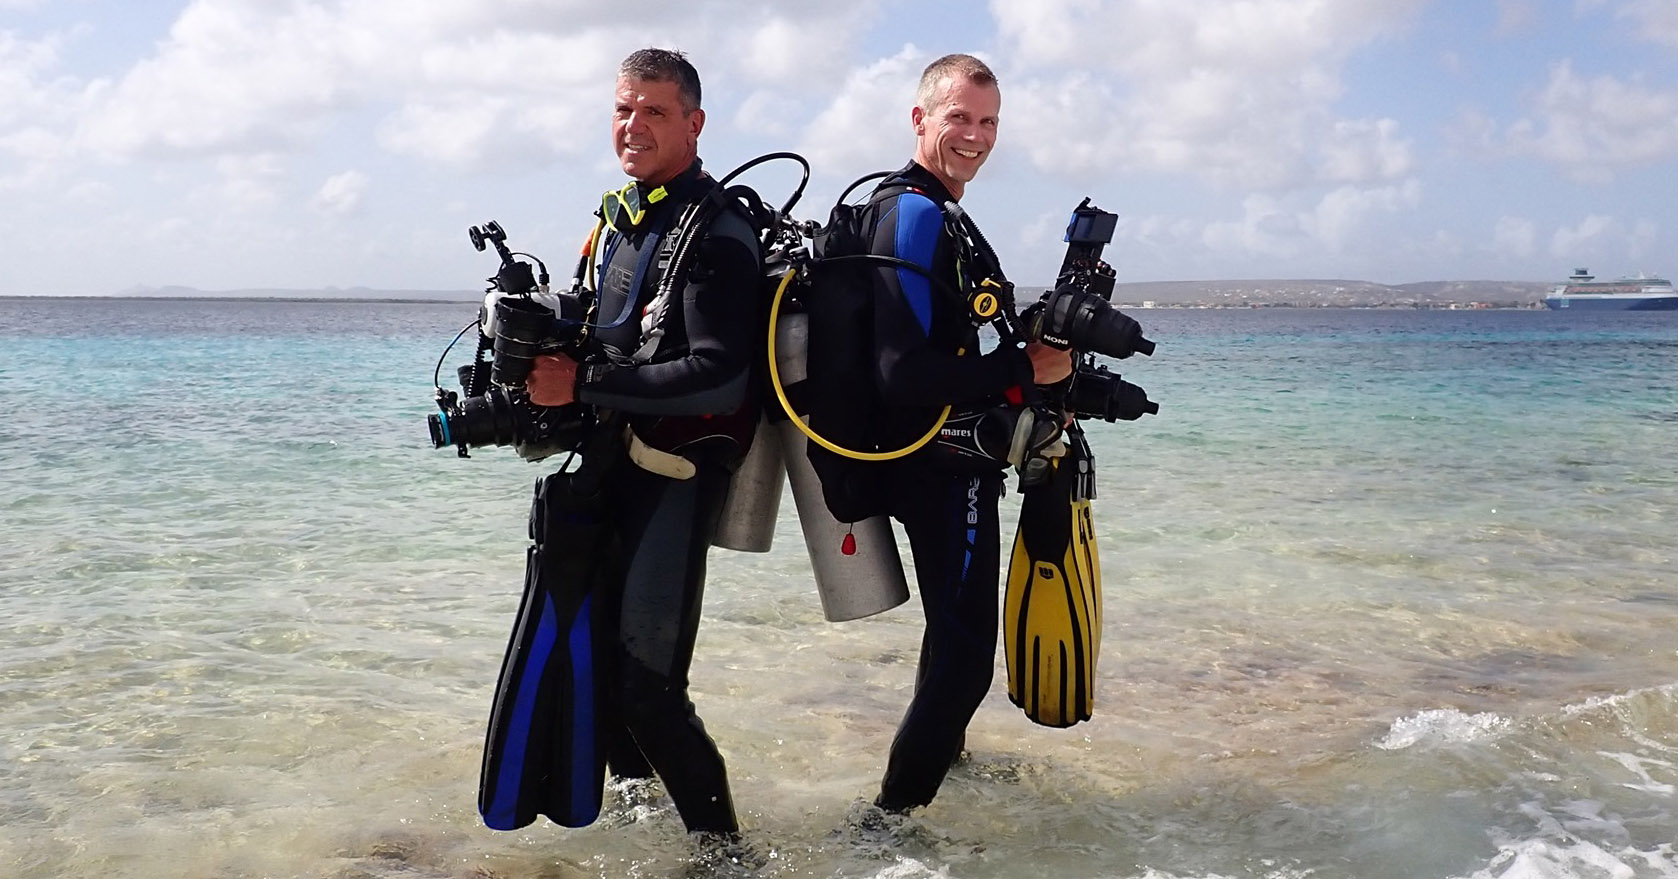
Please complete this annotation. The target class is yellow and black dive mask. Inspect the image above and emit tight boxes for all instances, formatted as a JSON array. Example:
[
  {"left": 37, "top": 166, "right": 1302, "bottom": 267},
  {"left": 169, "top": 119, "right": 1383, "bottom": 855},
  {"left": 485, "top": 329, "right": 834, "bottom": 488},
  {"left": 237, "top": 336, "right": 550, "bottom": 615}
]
[{"left": 601, "top": 181, "right": 667, "bottom": 233}]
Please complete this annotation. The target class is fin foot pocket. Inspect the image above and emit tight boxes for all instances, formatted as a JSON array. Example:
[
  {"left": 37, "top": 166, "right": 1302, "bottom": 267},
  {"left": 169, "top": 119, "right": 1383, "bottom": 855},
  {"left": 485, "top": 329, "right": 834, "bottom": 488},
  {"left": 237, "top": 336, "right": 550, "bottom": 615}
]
[{"left": 1003, "top": 442, "right": 1101, "bottom": 728}]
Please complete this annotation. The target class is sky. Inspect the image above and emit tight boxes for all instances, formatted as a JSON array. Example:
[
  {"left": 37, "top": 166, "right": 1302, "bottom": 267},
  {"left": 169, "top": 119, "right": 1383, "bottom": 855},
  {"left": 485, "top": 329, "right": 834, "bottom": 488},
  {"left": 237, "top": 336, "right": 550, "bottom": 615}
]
[{"left": 2, "top": 0, "right": 1677, "bottom": 296}]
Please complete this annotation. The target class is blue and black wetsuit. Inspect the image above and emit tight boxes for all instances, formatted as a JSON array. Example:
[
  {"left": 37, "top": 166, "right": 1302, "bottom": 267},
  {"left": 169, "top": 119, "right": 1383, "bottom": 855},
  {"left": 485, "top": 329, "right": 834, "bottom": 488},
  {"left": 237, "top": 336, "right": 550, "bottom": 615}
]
[
  {"left": 861, "top": 162, "right": 1035, "bottom": 812},
  {"left": 570, "top": 159, "right": 761, "bottom": 834}
]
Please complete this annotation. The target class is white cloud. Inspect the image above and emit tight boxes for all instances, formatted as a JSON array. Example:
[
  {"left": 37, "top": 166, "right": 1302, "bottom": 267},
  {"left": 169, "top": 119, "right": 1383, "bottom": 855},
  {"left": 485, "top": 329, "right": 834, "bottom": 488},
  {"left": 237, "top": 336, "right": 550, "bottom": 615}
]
[
  {"left": 994, "top": 0, "right": 1428, "bottom": 75},
  {"left": 312, "top": 170, "right": 369, "bottom": 215},
  {"left": 1495, "top": 0, "right": 1541, "bottom": 36},
  {"left": 48, "top": 0, "right": 898, "bottom": 175},
  {"left": 1318, "top": 119, "right": 1414, "bottom": 183},
  {"left": 75, "top": 1, "right": 361, "bottom": 158},
  {"left": 1004, "top": 73, "right": 1132, "bottom": 179},
  {"left": 1, "top": 30, "right": 82, "bottom": 146},
  {"left": 1493, "top": 216, "right": 1538, "bottom": 258},
  {"left": 215, "top": 153, "right": 286, "bottom": 208},
  {"left": 1305, "top": 181, "right": 1421, "bottom": 249},
  {"left": 1445, "top": 108, "right": 1501, "bottom": 156},
  {"left": 1550, "top": 214, "right": 1659, "bottom": 265},
  {"left": 64, "top": 179, "right": 112, "bottom": 204},
  {"left": 992, "top": 0, "right": 1428, "bottom": 190},
  {"left": 1506, "top": 61, "right": 1678, "bottom": 177},
  {"left": 734, "top": 91, "right": 801, "bottom": 138},
  {"left": 797, "top": 45, "right": 925, "bottom": 174},
  {"left": 67, "top": 0, "right": 736, "bottom": 167},
  {"left": 1628, "top": 218, "right": 1659, "bottom": 260},
  {"left": 1609, "top": 0, "right": 1678, "bottom": 47},
  {"left": 0, "top": 30, "right": 90, "bottom": 191},
  {"left": 1197, "top": 180, "right": 1420, "bottom": 260},
  {"left": 1, "top": 125, "right": 59, "bottom": 163},
  {"left": 4, "top": 0, "right": 1675, "bottom": 293},
  {"left": 1203, "top": 195, "right": 1306, "bottom": 259},
  {"left": 726, "top": 6, "right": 879, "bottom": 86},
  {"left": 0, "top": 31, "right": 53, "bottom": 125},
  {"left": 1006, "top": 65, "right": 1324, "bottom": 190},
  {"left": 1020, "top": 209, "right": 1064, "bottom": 252},
  {"left": 379, "top": 97, "right": 519, "bottom": 167}
]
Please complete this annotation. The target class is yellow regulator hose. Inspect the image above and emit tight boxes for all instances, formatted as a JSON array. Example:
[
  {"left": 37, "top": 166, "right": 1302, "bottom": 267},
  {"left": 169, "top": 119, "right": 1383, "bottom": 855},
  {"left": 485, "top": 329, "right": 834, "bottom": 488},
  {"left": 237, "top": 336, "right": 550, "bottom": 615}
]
[{"left": 766, "top": 267, "right": 951, "bottom": 461}]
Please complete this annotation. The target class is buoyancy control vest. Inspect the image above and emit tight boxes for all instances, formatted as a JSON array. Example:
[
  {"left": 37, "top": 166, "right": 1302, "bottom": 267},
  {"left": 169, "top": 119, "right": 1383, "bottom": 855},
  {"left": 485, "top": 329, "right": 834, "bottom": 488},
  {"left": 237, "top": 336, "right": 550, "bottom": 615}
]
[
  {"left": 789, "top": 172, "right": 1025, "bottom": 523},
  {"left": 582, "top": 168, "right": 776, "bottom": 467},
  {"left": 801, "top": 179, "right": 916, "bottom": 522}
]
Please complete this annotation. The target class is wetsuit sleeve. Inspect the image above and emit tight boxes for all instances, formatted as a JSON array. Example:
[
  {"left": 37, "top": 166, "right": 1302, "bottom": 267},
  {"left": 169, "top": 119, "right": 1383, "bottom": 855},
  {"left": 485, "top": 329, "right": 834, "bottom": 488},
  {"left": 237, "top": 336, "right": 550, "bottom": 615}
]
[
  {"left": 576, "top": 224, "right": 758, "bottom": 416},
  {"left": 869, "top": 192, "right": 1033, "bottom": 407}
]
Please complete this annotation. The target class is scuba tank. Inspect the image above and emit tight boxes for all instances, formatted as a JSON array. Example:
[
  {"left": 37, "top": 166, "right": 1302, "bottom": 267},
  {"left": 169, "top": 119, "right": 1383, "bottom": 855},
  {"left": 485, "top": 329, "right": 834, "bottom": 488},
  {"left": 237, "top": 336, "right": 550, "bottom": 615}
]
[
  {"left": 711, "top": 415, "right": 785, "bottom": 553},
  {"left": 774, "top": 310, "right": 910, "bottom": 621},
  {"left": 709, "top": 153, "right": 908, "bottom": 619}
]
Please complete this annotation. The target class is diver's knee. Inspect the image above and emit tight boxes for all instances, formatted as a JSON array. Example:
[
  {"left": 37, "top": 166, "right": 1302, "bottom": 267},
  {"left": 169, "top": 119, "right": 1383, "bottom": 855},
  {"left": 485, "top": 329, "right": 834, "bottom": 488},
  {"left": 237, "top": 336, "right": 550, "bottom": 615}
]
[
  {"left": 942, "top": 653, "right": 994, "bottom": 709},
  {"left": 616, "top": 660, "right": 684, "bottom": 728},
  {"left": 958, "top": 667, "right": 994, "bottom": 710}
]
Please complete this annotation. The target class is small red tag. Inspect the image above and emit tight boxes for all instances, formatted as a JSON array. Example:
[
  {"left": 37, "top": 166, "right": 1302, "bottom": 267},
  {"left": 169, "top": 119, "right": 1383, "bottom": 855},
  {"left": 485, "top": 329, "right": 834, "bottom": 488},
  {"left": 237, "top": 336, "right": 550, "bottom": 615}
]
[{"left": 840, "top": 532, "right": 857, "bottom": 555}]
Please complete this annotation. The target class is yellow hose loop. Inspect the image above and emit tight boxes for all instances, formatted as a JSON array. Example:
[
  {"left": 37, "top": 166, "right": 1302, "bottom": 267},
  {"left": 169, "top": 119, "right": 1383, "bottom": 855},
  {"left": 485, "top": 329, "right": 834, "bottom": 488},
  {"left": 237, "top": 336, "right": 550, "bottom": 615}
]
[
  {"left": 584, "top": 218, "right": 604, "bottom": 291},
  {"left": 766, "top": 266, "right": 950, "bottom": 461}
]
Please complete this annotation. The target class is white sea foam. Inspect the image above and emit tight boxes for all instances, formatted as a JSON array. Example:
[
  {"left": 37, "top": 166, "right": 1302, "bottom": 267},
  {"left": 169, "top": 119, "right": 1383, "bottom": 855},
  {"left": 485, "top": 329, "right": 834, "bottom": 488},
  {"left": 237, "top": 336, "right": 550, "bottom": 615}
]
[
  {"left": 868, "top": 859, "right": 955, "bottom": 878},
  {"left": 1562, "top": 683, "right": 1678, "bottom": 718},
  {"left": 1376, "top": 708, "right": 1511, "bottom": 750},
  {"left": 1598, "top": 752, "right": 1678, "bottom": 796},
  {"left": 1135, "top": 871, "right": 1316, "bottom": 879},
  {"left": 1456, "top": 837, "right": 1676, "bottom": 879}
]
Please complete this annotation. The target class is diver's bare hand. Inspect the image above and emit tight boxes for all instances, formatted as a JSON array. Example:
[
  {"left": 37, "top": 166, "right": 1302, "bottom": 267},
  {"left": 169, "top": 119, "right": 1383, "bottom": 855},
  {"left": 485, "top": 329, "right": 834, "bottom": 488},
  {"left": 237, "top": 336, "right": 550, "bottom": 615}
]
[
  {"left": 525, "top": 354, "right": 578, "bottom": 406},
  {"left": 1025, "top": 342, "right": 1073, "bottom": 385}
]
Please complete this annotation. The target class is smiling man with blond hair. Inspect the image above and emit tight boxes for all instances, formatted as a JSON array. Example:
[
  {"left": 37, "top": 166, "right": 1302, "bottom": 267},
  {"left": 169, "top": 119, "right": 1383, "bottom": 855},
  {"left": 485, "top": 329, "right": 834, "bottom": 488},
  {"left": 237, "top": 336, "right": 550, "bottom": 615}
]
[{"left": 839, "top": 53, "right": 1072, "bottom": 815}]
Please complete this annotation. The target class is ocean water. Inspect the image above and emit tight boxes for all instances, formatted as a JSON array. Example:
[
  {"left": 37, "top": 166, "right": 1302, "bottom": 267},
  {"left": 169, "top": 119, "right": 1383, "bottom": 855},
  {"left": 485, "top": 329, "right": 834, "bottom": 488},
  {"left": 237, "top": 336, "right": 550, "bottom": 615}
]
[{"left": 2, "top": 297, "right": 1675, "bottom": 879}]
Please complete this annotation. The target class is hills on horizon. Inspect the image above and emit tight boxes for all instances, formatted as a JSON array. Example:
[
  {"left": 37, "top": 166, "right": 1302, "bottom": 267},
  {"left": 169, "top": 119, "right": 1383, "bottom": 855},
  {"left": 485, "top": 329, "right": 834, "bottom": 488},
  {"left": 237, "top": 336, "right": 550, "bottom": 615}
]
[
  {"left": 102, "top": 284, "right": 485, "bottom": 302},
  {"left": 1104, "top": 278, "right": 1554, "bottom": 308},
  {"left": 13, "top": 278, "right": 1558, "bottom": 308}
]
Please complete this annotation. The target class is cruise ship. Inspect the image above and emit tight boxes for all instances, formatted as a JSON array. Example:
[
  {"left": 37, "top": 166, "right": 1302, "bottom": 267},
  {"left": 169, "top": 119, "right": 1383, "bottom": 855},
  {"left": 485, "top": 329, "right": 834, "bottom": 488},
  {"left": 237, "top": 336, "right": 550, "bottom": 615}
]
[{"left": 1544, "top": 269, "right": 1678, "bottom": 310}]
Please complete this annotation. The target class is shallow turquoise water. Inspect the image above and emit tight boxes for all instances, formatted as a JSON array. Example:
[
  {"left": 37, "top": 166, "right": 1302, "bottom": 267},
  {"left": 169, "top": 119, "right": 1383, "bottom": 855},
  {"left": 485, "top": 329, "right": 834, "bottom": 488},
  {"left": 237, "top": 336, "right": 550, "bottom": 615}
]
[{"left": 2, "top": 299, "right": 1675, "bottom": 879}]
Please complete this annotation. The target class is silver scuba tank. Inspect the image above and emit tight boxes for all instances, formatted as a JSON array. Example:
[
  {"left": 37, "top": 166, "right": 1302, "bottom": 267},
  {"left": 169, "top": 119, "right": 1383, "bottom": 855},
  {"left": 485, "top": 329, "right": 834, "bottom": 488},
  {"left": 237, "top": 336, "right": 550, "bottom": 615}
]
[
  {"left": 711, "top": 415, "right": 785, "bottom": 553},
  {"left": 774, "top": 312, "right": 910, "bottom": 622}
]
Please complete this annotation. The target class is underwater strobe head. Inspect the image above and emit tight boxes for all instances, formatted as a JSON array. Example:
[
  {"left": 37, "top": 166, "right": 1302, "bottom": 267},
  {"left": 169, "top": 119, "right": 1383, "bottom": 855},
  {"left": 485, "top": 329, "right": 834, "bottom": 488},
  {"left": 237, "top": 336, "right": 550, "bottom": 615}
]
[{"left": 1063, "top": 362, "right": 1158, "bottom": 422}]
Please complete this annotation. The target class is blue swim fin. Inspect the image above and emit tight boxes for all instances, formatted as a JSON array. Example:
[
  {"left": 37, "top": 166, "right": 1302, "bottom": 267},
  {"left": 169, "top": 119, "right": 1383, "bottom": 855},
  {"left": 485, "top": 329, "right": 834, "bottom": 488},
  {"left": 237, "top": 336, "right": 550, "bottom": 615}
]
[{"left": 478, "top": 468, "right": 610, "bottom": 830}]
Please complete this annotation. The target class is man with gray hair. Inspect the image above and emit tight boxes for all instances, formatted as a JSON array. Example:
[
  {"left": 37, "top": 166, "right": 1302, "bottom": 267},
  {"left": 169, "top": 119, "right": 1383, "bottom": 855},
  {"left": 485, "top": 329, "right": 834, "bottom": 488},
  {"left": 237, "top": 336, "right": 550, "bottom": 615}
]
[{"left": 516, "top": 47, "right": 762, "bottom": 839}]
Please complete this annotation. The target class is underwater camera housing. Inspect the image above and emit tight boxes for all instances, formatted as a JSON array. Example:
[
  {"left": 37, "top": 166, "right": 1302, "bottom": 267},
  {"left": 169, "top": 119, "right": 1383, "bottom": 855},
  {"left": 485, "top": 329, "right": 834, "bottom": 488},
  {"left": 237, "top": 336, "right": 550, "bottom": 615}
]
[
  {"left": 428, "top": 221, "right": 592, "bottom": 461},
  {"left": 1023, "top": 198, "right": 1158, "bottom": 424}
]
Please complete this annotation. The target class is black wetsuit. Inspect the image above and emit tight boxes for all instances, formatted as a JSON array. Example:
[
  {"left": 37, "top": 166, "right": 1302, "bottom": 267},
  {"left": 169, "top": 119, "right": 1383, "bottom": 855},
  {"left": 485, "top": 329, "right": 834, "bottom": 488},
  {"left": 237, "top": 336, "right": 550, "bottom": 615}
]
[
  {"left": 569, "top": 160, "right": 761, "bottom": 833},
  {"left": 861, "top": 162, "right": 1035, "bottom": 811}
]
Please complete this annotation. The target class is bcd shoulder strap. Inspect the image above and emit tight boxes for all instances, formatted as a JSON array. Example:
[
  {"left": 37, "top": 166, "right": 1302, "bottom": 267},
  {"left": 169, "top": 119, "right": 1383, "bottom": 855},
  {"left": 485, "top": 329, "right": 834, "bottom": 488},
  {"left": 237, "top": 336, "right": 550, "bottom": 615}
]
[{"left": 632, "top": 179, "right": 777, "bottom": 366}]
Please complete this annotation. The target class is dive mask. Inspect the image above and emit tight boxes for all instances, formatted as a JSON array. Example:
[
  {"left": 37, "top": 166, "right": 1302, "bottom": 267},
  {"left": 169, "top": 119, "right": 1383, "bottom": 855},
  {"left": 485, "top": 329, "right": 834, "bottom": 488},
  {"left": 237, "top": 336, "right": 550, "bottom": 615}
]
[{"left": 602, "top": 181, "right": 667, "bottom": 233}]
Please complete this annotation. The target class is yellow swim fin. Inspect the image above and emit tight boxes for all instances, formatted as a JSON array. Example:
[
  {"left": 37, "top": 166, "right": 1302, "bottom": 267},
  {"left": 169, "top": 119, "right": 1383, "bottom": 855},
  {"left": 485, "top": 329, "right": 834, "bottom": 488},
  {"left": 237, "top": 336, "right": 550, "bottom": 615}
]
[{"left": 1004, "top": 426, "right": 1101, "bottom": 728}]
